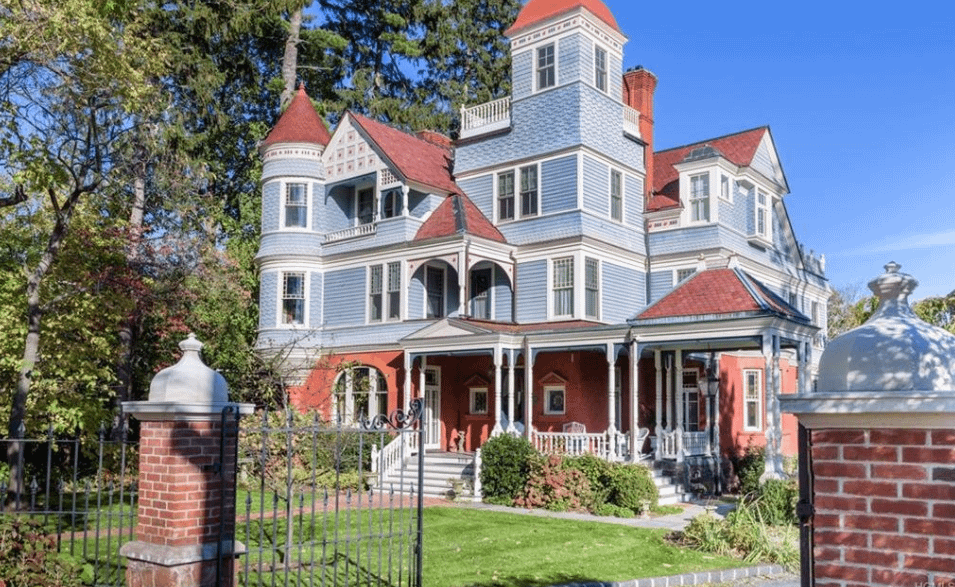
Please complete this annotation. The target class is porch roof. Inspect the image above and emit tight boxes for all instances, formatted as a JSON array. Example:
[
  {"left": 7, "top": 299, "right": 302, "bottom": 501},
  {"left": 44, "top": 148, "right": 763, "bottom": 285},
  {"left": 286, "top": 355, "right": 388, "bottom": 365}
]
[
  {"left": 413, "top": 193, "right": 506, "bottom": 243},
  {"left": 400, "top": 317, "right": 628, "bottom": 353}
]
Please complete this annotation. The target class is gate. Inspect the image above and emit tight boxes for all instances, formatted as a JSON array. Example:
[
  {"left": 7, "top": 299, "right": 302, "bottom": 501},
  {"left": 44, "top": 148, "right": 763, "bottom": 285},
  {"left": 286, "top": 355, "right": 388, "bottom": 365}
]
[
  {"left": 795, "top": 423, "right": 814, "bottom": 587},
  {"left": 236, "top": 400, "right": 425, "bottom": 587}
]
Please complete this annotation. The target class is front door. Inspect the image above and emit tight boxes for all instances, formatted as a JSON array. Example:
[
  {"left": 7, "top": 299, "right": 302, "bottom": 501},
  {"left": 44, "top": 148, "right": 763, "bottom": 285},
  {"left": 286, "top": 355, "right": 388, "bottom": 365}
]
[{"left": 424, "top": 366, "right": 442, "bottom": 448}]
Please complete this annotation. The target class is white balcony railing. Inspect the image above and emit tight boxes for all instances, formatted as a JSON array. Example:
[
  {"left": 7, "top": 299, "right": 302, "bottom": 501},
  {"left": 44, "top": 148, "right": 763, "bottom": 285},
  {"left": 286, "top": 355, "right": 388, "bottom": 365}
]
[
  {"left": 623, "top": 104, "right": 641, "bottom": 138},
  {"left": 324, "top": 222, "right": 377, "bottom": 244},
  {"left": 460, "top": 96, "right": 511, "bottom": 139}
]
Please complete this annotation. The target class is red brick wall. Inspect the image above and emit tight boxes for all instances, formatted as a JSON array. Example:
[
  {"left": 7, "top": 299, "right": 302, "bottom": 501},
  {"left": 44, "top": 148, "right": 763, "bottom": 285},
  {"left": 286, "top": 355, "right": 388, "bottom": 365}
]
[{"left": 811, "top": 428, "right": 955, "bottom": 587}]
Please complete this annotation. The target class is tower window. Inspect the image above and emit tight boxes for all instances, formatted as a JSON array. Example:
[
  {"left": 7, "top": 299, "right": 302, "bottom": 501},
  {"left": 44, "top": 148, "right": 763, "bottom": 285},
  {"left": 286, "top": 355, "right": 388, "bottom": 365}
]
[
  {"left": 537, "top": 44, "right": 555, "bottom": 90},
  {"left": 594, "top": 46, "right": 607, "bottom": 92}
]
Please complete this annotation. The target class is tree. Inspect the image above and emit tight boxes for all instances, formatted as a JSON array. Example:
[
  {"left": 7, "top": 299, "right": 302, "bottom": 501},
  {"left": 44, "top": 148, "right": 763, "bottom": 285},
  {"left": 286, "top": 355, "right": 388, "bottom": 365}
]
[{"left": 418, "top": 0, "right": 520, "bottom": 136}]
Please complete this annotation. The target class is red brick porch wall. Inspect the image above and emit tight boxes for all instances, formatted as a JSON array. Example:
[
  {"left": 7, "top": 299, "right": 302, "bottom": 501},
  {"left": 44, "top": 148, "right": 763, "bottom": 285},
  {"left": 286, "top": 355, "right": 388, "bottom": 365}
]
[{"left": 810, "top": 428, "right": 955, "bottom": 587}]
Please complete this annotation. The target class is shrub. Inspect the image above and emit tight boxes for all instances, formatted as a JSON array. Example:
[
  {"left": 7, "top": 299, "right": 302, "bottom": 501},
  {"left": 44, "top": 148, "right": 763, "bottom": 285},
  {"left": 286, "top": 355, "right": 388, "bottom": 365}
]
[
  {"left": 752, "top": 479, "right": 798, "bottom": 526},
  {"left": 593, "top": 502, "right": 635, "bottom": 518},
  {"left": 515, "top": 454, "right": 591, "bottom": 512},
  {"left": 565, "top": 454, "right": 615, "bottom": 507},
  {"left": 479, "top": 433, "right": 536, "bottom": 502},
  {"left": 732, "top": 446, "right": 765, "bottom": 496},
  {"left": 0, "top": 517, "right": 92, "bottom": 587},
  {"left": 608, "top": 464, "right": 657, "bottom": 514}
]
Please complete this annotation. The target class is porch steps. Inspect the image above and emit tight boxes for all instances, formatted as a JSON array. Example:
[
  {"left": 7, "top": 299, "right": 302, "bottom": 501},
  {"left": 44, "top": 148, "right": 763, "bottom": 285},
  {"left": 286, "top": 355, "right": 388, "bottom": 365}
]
[
  {"left": 651, "top": 467, "right": 683, "bottom": 506},
  {"left": 379, "top": 451, "right": 476, "bottom": 500}
]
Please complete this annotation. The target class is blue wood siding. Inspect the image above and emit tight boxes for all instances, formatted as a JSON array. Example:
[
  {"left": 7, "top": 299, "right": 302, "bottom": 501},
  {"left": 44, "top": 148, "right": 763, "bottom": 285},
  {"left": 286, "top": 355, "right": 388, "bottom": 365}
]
[
  {"left": 260, "top": 271, "right": 278, "bottom": 329},
  {"left": 602, "top": 262, "right": 644, "bottom": 322},
  {"left": 516, "top": 260, "right": 547, "bottom": 322},
  {"left": 408, "top": 268, "right": 425, "bottom": 320},
  {"left": 559, "top": 35, "right": 581, "bottom": 86},
  {"left": 649, "top": 270, "right": 673, "bottom": 304},
  {"left": 579, "top": 88, "right": 644, "bottom": 171},
  {"left": 409, "top": 190, "right": 443, "bottom": 219},
  {"left": 261, "top": 158, "right": 323, "bottom": 182},
  {"left": 582, "top": 155, "right": 608, "bottom": 215},
  {"left": 257, "top": 232, "right": 323, "bottom": 260},
  {"left": 310, "top": 181, "right": 324, "bottom": 233},
  {"left": 309, "top": 272, "right": 323, "bottom": 328},
  {"left": 648, "top": 224, "right": 721, "bottom": 256},
  {"left": 580, "top": 214, "right": 645, "bottom": 255},
  {"left": 262, "top": 182, "right": 280, "bottom": 233},
  {"left": 493, "top": 266, "right": 513, "bottom": 321},
  {"left": 511, "top": 47, "right": 533, "bottom": 101},
  {"left": 542, "top": 155, "right": 578, "bottom": 214},
  {"left": 624, "top": 173, "right": 644, "bottom": 228},
  {"left": 751, "top": 140, "right": 775, "bottom": 184},
  {"left": 324, "top": 185, "right": 352, "bottom": 232},
  {"left": 458, "top": 175, "right": 493, "bottom": 220},
  {"left": 323, "top": 267, "right": 365, "bottom": 327}
]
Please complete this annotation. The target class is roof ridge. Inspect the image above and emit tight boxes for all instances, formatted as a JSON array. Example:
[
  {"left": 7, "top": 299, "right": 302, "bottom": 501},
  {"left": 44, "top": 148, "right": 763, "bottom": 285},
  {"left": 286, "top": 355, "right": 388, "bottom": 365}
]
[{"left": 654, "top": 125, "right": 768, "bottom": 155}]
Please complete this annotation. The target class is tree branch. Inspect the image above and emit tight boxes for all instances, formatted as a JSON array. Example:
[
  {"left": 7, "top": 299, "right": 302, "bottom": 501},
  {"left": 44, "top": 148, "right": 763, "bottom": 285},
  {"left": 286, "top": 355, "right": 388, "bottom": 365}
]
[{"left": 0, "top": 184, "right": 28, "bottom": 208}]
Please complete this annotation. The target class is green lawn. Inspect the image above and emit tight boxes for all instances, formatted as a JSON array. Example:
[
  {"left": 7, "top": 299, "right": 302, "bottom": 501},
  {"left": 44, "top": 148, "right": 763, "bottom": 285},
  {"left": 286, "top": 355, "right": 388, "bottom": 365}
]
[{"left": 422, "top": 507, "right": 743, "bottom": 587}]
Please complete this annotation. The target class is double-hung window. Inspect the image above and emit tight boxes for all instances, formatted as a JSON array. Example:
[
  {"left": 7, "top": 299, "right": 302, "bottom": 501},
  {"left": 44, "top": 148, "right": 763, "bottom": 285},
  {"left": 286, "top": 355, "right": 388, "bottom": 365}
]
[
  {"left": 285, "top": 183, "right": 307, "bottom": 228},
  {"left": 370, "top": 262, "right": 401, "bottom": 322},
  {"left": 426, "top": 266, "right": 445, "bottom": 319},
  {"left": 498, "top": 171, "right": 515, "bottom": 221},
  {"left": 519, "top": 165, "right": 538, "bottom": 217},
  {"left": 537, "top": 44, "right": 555, "bottom": 90},
  {"left": 553, "top": 257, "right": 574, "bottom": 317},
  {"left": 610, "top": 169, "right": 623, "bottom": 221},
  {"left": 743, "top": 370, "right": 762, "bottom": 431},
  {"left": 755, "top": 189, "right": 770, "bottom": 239},
  {"left": 690, "top": 173, "right": 710, "bottom": 222},
  {"left": 357, "top": 188, "right": 375, "bottom": 225},
  {"left": 594, "top": 46, "right": 607, "bottom": 92},
  {"left": 282, "top": 272, "right": 305, "bottom": 325},
  {"left": 585, "top": 258, "right": 599, "bottom": 319}
]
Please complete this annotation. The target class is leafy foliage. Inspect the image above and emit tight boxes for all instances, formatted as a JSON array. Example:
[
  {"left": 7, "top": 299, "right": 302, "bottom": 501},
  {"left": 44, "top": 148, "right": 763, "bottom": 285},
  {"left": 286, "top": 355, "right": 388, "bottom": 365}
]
[
  {"left": 751, "top": 479, "right": 798, "bottom": 526},
  {"left": 607, "top": 464, "right": 658, "bottom": 514},
  {"left": 478, "top": 433, "right": 536, "bottom": 503},
  {"left": 0, "top": 516, "right": 92, "bottom": 586},
  {"left": 731, "top": 446, "right": 765, "bottom": 496},
  {"left": 515, "top": 453, "right": 592, "bottom": 512}
]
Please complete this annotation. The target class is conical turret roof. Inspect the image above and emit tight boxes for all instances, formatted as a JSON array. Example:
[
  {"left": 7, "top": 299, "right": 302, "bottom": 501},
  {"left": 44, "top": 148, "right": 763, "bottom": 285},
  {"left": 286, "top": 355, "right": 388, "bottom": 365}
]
[{"left": 262, "top": 85, "right": 331, "bottom": 148}]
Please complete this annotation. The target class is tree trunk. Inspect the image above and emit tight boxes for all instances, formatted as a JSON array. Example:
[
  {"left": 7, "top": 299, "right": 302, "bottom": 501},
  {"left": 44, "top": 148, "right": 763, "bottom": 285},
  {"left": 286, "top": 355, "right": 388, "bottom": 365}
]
[{"left": 280, "top": 7, "right": 302, "bottom": 109}]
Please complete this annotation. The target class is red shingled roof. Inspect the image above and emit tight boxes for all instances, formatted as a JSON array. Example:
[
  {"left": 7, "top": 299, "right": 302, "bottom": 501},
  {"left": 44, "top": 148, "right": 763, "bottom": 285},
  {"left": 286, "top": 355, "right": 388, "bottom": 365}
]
[
  {"left": 349, "top": 112, "right": 460, "bottom": 195},
  {"left": 262, "top": 85, "right": 331, "bottom": 147},
  {"left": 648, "top": 127, "right": 767, "bottom": 212},
  {"left": 414, "top": 193, "right": 506, "bottom": 243},
  {"left": 636, "top": 268, "right": 805, "bottom": 321},
  {"left": 505, "top": 0, "right": 621, "bottom": 36}
]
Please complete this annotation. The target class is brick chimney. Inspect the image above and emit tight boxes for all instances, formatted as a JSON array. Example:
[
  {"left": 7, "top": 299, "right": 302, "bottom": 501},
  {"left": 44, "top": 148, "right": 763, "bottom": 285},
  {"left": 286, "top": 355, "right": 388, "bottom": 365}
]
[{"left": 622, "top": 67, "right": 657, "bottom": 199}]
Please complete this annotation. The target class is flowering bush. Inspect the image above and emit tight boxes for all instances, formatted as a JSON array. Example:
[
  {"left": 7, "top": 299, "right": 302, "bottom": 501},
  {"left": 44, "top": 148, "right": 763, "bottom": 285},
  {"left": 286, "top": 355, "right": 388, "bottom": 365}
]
[{"left": 514, "top": 454, "right": 592, "bottom": 512}]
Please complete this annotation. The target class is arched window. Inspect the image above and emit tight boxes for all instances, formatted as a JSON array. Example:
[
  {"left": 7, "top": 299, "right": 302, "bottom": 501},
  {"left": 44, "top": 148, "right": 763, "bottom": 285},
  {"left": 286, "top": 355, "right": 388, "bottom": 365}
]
[{"left": 333, "top": 366, "right": 388, "bottom": 424}]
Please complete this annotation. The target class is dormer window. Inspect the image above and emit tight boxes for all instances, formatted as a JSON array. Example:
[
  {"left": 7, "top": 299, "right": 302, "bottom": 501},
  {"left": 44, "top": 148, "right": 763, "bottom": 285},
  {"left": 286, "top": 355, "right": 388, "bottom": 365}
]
[
  {"left": 689, "top": 173, "right": 710, "bottom": 222},
  {"left": 284, "top": 183, "right": 308, "bottom": 228},
  {"left": 755, "top": 189, "right": 771, "bottom": 239},
  {"left": 537, "top": 44, "right": 556, "bottom": 90},
  {"left": 594, "top": 46, "right": 607, "bottom": 93}
]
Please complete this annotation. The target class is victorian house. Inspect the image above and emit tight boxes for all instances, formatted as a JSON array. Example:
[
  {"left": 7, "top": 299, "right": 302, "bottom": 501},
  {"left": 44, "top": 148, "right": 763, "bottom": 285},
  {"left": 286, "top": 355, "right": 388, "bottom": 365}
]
[{"left": 254, "top": 0, "right": 829, "bottom": 491}]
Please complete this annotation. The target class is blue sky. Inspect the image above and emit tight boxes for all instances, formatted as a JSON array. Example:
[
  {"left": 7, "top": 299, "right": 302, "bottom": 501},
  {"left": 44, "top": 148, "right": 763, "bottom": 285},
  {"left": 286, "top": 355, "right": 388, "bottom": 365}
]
[{"left": 599, "top": 0, "right": 955, "bottom": 298}]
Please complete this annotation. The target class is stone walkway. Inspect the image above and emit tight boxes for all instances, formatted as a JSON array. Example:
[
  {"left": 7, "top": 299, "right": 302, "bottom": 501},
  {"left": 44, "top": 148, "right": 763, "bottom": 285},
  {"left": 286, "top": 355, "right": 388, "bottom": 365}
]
[{"left": 442, "top": 499, "right": 800, "bottom": 587}]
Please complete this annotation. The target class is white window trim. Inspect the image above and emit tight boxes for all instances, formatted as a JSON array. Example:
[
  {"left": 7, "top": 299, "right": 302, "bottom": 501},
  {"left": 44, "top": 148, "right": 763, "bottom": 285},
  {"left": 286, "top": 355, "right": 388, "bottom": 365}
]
[
  {"left": 279, "top": 271, "right": 308, "bottom": 327},
  {"left": 609, "top": 168, "right": 623, "bottom": 222},
  {"left": 594, "top": 44, "right": 608, "bottom": 94},
  {"left": 754, "top": 189, "right": 772, "bottom": 242},
  {"left": 585, "top": 257, "right": 599, "bottom": 320},
  {"left": 535, "top": 42, "right": 557, "bottom": 92},
  {"left": 495, "top": 169, "right": 516, "bottom": 222},
  {"left": 543, "top": 385, "right": 566, "bottom": 415},
  {"left": 469, "top": 387, "right": 489, "bottom": 415},
  {"left": 333, "top": 366, "right": 388, "bottom": 425},
  {"left": 719, "top": 174, "right": 731, "bottom": 202},
  {"left": 280, "top": 179, "right": 311, "bottom": 230},
  {"left": 743, "top": 369, "right": 763, "bottom": 432},
  {"left": 688, "top": 172, "right": 711, "bottom": 224},
  {"left": 675, "top": 267, "right": 696, "bottom": 284},
  {"left": 550, "top": 256, "right": 575, "bottom": 319},
  {"left": 495, "top": 162, "right": 540, "bottom": 223}
]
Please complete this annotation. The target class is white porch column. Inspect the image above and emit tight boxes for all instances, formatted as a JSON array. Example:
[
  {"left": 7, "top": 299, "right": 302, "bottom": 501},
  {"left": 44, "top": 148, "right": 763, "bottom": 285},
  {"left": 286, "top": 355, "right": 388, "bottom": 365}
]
[
  {"left": 798, "top": 339, "right": 812, "bottom": 394},
  {"left": 655, "top": 350, "right": 663, "bottom": 460},
  {"left": 403, "top": 353, "right": 412, "bottom": 412},
  {"left": 664, "top": 353, "right": 673, "bottom": 431},
  {"left": 760, "top": 333, "right": 783, "bottom": 481},
  {"left": 524, "top": 340, "right": 534, "bottom": 442},
  {"left": 675, "top": 349, "right": 684, "bottom": 464},
  {"left": 492, "top": 346, "right": 504, "bottom": 435},
  {"left": 419, "top": 356, "right": 427, "bottom": 400},
  {"left": 457, "top": 249, "right": 467, "bottom": 316},
  {"left": 401, "top": 185, "right": 409, "bottom": 216},
  {"left": 606, "top": 344, "right": 617, "bottom": 433},
  {"left": 630, "top": 340, "right": 641, "bottom": 460},
  {"left": 771, "top": 335, "right": 784, "bottom": 475},
  {"left": 506, "top": 350, "right": 516, "bottom": 433}
]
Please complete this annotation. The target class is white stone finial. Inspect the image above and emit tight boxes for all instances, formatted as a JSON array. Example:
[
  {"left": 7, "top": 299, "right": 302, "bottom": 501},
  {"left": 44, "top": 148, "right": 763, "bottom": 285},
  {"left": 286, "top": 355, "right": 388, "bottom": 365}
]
[
  {"left": 147, "top": 334, "right": 229, "bottom": 404},
  {"left": 867, "top": 261, "right": 919, "bottom": 305}
]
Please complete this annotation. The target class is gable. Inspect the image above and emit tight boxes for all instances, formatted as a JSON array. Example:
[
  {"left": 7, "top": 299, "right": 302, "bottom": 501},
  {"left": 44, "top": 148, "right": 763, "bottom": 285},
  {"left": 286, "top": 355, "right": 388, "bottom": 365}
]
[
  {"left": 323, "top": 117, "right": 387, "bottom": 182},
  {"left": 750, "top": 132, "right": 789, "bottom": 193}
]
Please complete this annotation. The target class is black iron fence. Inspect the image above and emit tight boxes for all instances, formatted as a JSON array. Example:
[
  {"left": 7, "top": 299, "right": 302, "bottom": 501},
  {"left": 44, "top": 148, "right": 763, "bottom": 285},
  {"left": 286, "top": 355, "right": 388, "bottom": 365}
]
[{"left": 0, "top": 426, "right": 138, "bottom": 587}]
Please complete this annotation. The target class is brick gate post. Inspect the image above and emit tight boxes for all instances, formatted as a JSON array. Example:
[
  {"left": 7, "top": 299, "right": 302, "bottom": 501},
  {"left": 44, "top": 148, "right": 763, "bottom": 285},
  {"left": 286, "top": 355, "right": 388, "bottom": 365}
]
[
  {"left": 120, "top": 335, "right": 253, "bottom": 587},
  {"left": 782, "top": 263, "right": 955, "bottom": 587}
]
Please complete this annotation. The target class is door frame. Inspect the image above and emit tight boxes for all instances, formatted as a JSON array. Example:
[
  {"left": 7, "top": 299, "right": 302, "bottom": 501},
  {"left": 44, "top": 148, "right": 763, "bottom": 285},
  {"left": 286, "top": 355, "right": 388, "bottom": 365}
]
[{"left": 423, "top": 366, "right": 442, "bottom": 449}]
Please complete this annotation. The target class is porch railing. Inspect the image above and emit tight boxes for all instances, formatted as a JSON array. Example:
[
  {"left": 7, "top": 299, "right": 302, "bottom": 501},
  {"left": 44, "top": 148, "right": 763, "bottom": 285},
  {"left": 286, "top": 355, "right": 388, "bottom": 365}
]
[
  {"left": 657, "top": 428, "right": 710, "bottom": 459},
  {"left": 532, "top": 429, "right": 630, "bottom": 461},
  {"left": 371, "top": 428, "right": 418, "bottom": 480},
  {"left": 683, "top": 431, "right": 710, "bottom": 456},
  {"left": 460, "top": 96, "right": 511, "bottom": 139}
]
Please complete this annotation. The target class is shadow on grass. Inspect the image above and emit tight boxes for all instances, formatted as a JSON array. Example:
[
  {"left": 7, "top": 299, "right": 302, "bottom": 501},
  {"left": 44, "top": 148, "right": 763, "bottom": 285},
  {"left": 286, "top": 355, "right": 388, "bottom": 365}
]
[{"left": 460, "top": 573, "right": 615, "bottom": 587}]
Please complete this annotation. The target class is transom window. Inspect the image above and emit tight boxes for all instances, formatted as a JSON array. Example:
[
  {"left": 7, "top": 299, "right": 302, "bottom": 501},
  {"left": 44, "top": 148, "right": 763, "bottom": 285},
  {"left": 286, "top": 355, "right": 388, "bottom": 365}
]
[
  {"left": 610, "top": 169, "right": 623, "bottom": 221},
  {"left": 553, "top": 257, "right": 574, "bottom": 317},
  {"left": 585, "top": 258, "right": 599, "bottom": 319},
  {"left": 334, "top": 366, "right": 388, "bottom": 425},
  {"left": 537, "top": 44, "right": 555, "bottom": 90},
  {"left": 743, "top": 369, "right": 762, "bottom": 431},
  {"left": 285, "top": 183, "right": 307, "bottom": 228},
  {"left": 594, "top": 46, "right": 607, "bottom": 92},
  {"left": 282, "top": 272, "right": 305, "bottom": 325},
  {"left": 690, "top": 173, "right": 710, "bottom": 222}
]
